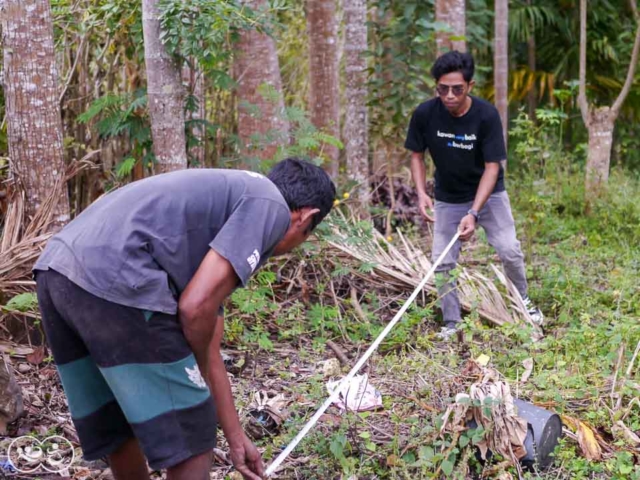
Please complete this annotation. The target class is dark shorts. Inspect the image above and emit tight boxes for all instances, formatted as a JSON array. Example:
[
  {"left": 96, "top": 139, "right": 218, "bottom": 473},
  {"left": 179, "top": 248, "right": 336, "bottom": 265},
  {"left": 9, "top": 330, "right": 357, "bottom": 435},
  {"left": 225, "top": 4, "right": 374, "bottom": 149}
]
[{"left": 35, "top": 269, "right": 217, "bottom": 470}]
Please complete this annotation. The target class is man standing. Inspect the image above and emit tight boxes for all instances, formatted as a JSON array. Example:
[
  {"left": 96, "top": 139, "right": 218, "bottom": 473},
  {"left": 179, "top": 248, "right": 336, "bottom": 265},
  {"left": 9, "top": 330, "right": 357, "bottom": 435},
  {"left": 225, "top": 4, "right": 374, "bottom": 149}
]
[
  {"left": 34, "top": 158, "right": 335, "bottom": 480},
  {"left": 405, "top": 51, "right": 542, "bottom": 339}
]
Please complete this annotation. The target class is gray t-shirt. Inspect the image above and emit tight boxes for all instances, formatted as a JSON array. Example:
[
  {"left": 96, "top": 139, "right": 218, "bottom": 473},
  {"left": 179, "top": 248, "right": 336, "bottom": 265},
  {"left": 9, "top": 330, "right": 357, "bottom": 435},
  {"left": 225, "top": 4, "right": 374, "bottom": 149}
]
[{"left": 34, "top": 169, "right": 291, "bottom": 314}]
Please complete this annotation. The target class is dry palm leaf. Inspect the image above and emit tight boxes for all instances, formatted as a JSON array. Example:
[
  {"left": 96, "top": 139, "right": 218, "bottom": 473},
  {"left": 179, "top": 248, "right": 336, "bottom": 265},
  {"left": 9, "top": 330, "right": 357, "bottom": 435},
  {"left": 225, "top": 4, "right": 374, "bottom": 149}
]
[
  {"left": 0, "top": 155, "right": 97, "bottom": 296},
  {"left": 440, "top": 362, "right": 529, "bottom": 476},
  {"left": 325, "top": 214, "right": 543, "bottom": 340}
]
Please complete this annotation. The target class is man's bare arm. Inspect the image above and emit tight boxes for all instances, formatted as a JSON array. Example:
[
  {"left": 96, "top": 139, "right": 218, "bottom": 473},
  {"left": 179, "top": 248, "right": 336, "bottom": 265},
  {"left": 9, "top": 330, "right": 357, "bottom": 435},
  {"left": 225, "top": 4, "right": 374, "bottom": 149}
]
[{"left": 410, "top": 151, "right": 435, "bottom": 222}]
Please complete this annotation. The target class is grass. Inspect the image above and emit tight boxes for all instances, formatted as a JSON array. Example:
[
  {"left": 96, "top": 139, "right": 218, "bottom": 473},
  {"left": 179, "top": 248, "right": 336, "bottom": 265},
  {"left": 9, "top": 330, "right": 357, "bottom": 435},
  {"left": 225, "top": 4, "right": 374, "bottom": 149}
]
[
  {"left": 225, "top": 166, "right": 640, "bottom": 479},
  {"left": 2, "top": 161, "right": 638, "bottom": 479}
]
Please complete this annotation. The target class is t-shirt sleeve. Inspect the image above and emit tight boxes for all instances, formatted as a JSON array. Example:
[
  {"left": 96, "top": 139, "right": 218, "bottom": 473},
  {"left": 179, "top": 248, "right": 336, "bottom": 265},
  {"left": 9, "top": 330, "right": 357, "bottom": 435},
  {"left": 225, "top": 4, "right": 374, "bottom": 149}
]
[
  {"left": 481, "top": 108, "right": 507, "bottom": 163},
  {"left": 404, "top": 106, "right": 429, "bottom": 153},
  {"left": 209, "top": 197, "right": 291, "bottom": 286}
]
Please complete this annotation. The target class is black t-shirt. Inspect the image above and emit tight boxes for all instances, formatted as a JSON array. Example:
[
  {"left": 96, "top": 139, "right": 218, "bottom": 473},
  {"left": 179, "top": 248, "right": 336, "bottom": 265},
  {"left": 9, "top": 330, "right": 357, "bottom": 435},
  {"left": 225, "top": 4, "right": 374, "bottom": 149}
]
[{"left": 404, "top": 96, "right": 506, "bottom": 203}]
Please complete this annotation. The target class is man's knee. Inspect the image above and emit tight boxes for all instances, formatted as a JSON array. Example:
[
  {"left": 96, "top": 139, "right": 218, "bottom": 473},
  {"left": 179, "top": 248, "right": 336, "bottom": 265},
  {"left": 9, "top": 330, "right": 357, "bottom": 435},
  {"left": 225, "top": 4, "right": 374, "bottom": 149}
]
[{"left": 496, "top": 241, "right": 524, "bottom": 264}]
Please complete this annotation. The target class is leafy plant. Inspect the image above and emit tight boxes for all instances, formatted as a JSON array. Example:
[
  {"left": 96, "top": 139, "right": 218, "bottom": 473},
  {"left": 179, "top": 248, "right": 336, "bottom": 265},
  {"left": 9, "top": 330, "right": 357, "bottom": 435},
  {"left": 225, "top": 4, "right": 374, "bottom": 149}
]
[{"left": 3, "top": 293, "right": 39, "bottom": 313}]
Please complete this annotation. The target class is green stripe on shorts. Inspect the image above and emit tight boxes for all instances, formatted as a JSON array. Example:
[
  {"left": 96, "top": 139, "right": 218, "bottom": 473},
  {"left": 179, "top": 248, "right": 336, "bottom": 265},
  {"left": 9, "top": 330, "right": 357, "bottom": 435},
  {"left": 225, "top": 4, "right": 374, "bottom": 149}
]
[
  {"left": 57, "top": 357, "right": 115, "bottom": 419},
  {"left": 100, "top": 354, "right": 210, "bottom": 424}
]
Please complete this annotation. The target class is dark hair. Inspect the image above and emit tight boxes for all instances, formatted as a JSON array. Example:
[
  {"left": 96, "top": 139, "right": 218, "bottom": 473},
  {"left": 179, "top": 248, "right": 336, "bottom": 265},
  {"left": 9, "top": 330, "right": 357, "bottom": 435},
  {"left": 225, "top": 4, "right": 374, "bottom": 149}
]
[
  {"left": 268, "top": 158, "right": 336, "bottom": 230},
  {"left": 431, "top": 51, "right": 475, "bottom": 82}
]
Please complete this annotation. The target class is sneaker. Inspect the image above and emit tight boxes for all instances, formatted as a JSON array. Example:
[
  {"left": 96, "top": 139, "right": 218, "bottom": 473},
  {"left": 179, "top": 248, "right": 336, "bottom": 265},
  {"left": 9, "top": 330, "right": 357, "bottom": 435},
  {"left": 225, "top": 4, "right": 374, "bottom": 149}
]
[
  {"left": 523, "top": 296, "right": 544, "bottom": 325},
  {"left": 437, "top": 322, "right": 459, "bottom": 340}
]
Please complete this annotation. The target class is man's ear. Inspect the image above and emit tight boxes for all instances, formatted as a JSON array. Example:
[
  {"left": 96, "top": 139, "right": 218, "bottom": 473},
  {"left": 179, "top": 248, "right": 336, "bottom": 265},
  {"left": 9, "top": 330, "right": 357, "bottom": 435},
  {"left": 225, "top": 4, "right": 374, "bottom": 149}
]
[
  {"left": 468, "top": 80, "right": 475, "bottom": 92},
  {"left": 298, "top": 208, "right": 320, "bottom": 227}
]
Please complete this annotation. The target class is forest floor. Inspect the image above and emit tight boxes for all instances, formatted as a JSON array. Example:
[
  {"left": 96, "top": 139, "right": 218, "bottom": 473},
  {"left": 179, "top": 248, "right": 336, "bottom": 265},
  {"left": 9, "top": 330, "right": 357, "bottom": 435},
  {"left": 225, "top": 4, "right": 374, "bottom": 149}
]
[{"left": 1, "top": 170, "right": 639, "bottom": 479}]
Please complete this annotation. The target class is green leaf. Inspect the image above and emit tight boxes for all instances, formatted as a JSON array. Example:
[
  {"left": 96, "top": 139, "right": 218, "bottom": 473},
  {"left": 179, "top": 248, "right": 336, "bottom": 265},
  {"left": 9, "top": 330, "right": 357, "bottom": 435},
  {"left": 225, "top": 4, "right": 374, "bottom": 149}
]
[
  {"left": 418, "top": 445, "right": 434, "bottom": 461},
  {"left": 4, "top": 293, "right": 38, "bottom": 313},
  {"left": 441, "top": 459, "right": 454, "bottom": 476},
  {"left": 116, "top": 157, "right": 137, "bottom": 179}
]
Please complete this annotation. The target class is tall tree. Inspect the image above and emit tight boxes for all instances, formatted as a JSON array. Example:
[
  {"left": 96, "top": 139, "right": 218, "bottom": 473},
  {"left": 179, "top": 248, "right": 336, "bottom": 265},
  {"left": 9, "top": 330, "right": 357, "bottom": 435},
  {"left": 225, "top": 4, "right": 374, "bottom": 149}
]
[
  {"left": 526, "top": 0, "right": 537, "bottom": 120},
  {"left": 183, "top": 59, "right": 206, "bottom": 166},
  {"left": 235, "top": 0, "right": 290, "bottom": 165},
  {"left": 436, "top": 0, "right": 466, "bottom": 55},
  {"left": 578, "top": 0, "right": 640, "bottom": 190},
  {"left": 494, "top": 0, "right": 509, "bottom": 153},
  {"left": 306, "top": 0, "right": 340, "bottom": 177},
  {"left": 142, "top": 0, "right": 188, "bottom": 173},
  {"left": 344, "top": 0, "right": 370, "bottom": 214},
  {"left": 3, "top": 0, "right": 70, "bottom": 229}
]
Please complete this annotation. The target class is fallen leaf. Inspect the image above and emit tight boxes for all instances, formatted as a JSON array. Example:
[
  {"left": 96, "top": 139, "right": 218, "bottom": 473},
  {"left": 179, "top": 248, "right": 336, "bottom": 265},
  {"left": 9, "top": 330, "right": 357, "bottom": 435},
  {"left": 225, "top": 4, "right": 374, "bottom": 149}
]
[
  {"left": 476, "top": 354, "right": 491, "bottom": 367},
  {"left": 26, "top": 345, "right": 46, "bottom": 365},
  {"left": 521, "top": 358, "right": 534, "bottom": 383},
  {"left": 562, "top": 415, "right": 602, "bottom": 461},
  {"left": 386, "top": 454, "right": 399, "bottom": 466}
]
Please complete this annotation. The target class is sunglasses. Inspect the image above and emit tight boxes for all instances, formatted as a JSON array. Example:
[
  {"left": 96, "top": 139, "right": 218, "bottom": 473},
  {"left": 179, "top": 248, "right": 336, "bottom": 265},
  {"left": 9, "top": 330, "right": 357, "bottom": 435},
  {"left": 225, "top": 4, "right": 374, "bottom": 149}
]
[{"left": 436, "top": 84, "right": 466, "bottom": 97}]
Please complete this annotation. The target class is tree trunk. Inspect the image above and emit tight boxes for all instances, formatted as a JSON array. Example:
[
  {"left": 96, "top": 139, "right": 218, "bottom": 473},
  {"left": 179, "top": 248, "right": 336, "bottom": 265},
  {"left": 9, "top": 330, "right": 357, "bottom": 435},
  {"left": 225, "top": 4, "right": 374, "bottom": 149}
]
[
  {"left": 3, "top": 0, "right": 70, "bottom": 229},
  {"left": 585, "top": 107, "right": 616, "bottom": 188},
  {"left": 142, "top": 0, "right": 187, "bottom": 173},
  {"left": 183, "top": 59, "right": 206, "bottom": 166},
  {"left": 307, "top": 0, "right": 340, "bottom": 177},
  {"left": 527, "top": 0, "right": 537, "bottom": 121},
  {"left": 435, "top": 0, "right": 466, "bottom": 56},
  {"left": 344, "top": 0, "right": 370, "bottom": 214},
  {"left": 494, "top": 0, "right": 509, "bottom": 153},
  {"left": 234, "top": 0, "right": 290, "bottom": 166},
  {"left": 578, "top": 0, "right": 640, "bottom": 191}
]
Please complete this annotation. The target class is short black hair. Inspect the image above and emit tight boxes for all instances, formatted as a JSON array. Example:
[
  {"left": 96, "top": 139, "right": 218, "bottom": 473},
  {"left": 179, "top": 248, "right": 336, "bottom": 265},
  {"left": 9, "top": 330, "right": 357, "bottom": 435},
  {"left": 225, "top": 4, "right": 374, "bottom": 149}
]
[
  {"left": 268, "top": 158, "right": 336, "bottom": 231},
  {"left": 431, "top": 51, "right": 475, "bottom": 83}
]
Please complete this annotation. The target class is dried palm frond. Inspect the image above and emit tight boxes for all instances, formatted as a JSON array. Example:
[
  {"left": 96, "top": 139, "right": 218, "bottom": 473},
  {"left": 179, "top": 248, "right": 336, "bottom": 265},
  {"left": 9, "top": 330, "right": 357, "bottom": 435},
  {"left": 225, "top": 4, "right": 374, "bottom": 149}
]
[
  {"left": 325, "top": 214, "right": 543, "bottom": 340},
  {"left": 0, "top": 154, "right": 98, "bottom": 297}
]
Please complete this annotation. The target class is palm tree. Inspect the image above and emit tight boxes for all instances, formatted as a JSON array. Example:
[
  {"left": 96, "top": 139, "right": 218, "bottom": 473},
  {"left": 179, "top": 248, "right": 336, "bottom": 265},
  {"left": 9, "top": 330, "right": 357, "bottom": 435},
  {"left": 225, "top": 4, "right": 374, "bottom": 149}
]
[
  {"left": 578, "top": 0, "right": 640, "bottom": 190},
  {"left": 494, "top": 0, "right": 509, "bottom": 153},
  {"left": 344, "top": 0, "right": 370, "bottom": 214},
  {"left": 436, "top": 0, "right": 466, "bottom": 55},
  {"left": 142, "top": 0, "right": 188, "bottom": 173},
  {"left": 307, "top": 0, "right": 340, "bottom": 177},
  {"left": 3, "top": 0, "right": 70, "bottom": 229},
  {"left": 234, "top": 0, "right": 290, "bottom": 167}
]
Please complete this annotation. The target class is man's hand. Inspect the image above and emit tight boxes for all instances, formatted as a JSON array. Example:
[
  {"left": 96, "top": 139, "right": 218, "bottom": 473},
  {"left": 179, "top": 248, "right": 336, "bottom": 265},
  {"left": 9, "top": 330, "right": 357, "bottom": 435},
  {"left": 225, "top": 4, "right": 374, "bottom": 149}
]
[
  {"left": 229, "top": 434, "right": 265, "bottom": 480},
  {"left": 418, "top": 192, "right": 435, "bottom": 222},
  {"left": 458, "top": 214, "right": 476, "bottom": 241}
]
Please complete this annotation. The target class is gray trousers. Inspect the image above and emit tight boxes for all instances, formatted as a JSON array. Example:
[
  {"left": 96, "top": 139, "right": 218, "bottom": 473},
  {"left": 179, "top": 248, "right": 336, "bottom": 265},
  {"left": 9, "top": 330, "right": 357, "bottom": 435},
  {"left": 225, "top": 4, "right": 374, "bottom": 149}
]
[{"left": 432, "top": 190, "right": 528, "bottom": 323}]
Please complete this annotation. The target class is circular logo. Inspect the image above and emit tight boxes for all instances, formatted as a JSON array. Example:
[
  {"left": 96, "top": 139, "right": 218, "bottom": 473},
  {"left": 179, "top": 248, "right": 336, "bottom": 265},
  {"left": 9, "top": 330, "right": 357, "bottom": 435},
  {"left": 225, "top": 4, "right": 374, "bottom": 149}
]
[{"left": 7, "top": 435, "right": 75, "bottom": 473}]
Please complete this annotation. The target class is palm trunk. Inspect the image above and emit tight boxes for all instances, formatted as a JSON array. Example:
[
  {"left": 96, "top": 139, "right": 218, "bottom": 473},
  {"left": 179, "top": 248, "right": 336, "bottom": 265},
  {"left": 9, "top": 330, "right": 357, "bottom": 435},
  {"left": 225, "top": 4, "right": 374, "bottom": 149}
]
[
  {"left": 142, "top": 0, "right": 188, "bottom": 173},
  {"left": 3, "top": 0, "right": 70, "bottom": 230},
  {"left": 585, "top": 108, "right": 616, "bottom": 188},
  {"left": 494, "top": 0, "right": 509, "bottom": 154},
  {"left": 527, "top": 0, "right": 537, "bottom": 121},
  {"left": 436, "top": 0, "right": 467, "bottom": 56},
  {"left": 183, "top": 59, "right": 206, "bottom": 166},
  {"left": 578, "top": 0, "right": 640, "bottom": 191},
  {"left": 344, "top": 0, "right": 370, "bottom": 215},
  {"left": 307, "top": 0, "right": 340, "bottom": 176},
  {"left": 235, "top": 0, "right": 290, "bottom": 166}
]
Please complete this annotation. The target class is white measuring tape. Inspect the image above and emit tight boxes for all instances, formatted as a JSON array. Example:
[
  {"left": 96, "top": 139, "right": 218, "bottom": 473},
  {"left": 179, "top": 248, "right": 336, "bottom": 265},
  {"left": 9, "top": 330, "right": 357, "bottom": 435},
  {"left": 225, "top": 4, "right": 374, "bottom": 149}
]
[{"left": 265, "top": 231, "right": 461, "bottom": 477}]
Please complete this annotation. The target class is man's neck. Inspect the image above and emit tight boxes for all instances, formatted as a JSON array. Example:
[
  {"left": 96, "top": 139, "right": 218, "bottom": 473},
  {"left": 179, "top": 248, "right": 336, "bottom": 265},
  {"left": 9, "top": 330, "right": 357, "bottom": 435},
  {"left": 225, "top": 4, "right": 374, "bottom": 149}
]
[{"left": 450, "top": 96, "right": 473, "bottom": 118}]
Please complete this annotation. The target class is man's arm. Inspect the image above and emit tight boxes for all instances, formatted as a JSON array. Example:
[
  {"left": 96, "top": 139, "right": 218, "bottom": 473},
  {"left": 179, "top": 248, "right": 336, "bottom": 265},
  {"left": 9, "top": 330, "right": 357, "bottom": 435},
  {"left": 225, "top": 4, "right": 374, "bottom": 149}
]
[
  {"left": 179, "top": 249, "right": 264, "bottom": 480},
  {"left": 410, "top": 151, "right": 435, "bottom": 222},
  {"left": 458, "top": 162, "right": 501, "bottom": 241}
]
